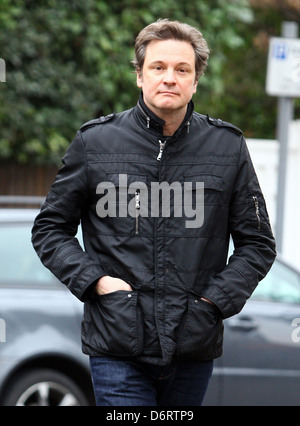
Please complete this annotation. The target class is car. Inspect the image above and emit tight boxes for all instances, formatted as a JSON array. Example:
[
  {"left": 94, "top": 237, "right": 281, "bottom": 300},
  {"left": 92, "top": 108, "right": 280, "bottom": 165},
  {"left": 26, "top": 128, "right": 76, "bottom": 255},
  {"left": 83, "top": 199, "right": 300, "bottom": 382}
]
[
  {"left": 1, "top": 198, "right": 299, "bottom": 406},
  {"left": 0, "top": 199, "right": 94, "bottom": 406},
  {"left": 204, "top": 248, "right": 300, "bottom": 406}
]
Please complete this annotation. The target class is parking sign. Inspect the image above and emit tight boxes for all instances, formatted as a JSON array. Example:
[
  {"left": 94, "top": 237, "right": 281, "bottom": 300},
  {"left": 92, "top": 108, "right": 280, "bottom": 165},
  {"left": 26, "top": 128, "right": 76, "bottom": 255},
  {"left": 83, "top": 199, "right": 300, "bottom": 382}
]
[{"left": 266, "top": 37, "right": 300, "bottom": 97}]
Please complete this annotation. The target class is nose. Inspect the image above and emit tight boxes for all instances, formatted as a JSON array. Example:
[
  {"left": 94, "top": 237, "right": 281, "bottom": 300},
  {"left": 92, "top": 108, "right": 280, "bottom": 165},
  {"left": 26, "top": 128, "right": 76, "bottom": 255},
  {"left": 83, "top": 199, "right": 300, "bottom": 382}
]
[{"left": 163, "top": 68, "right": 176, "bottom": 85}]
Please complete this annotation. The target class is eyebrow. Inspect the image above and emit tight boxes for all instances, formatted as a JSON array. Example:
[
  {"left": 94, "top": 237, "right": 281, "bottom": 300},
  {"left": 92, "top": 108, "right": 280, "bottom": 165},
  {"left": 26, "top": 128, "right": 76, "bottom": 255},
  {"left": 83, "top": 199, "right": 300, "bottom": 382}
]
[{"left": 149, "top": 60, "right": 193, "bottom": 68}]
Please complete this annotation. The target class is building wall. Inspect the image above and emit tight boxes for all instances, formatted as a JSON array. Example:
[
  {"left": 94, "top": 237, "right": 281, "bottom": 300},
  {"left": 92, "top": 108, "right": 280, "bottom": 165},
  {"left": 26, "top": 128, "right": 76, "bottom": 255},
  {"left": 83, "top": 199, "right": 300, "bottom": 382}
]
[{"left": 0, "top": 163, "right": 58, "bottom": 196}]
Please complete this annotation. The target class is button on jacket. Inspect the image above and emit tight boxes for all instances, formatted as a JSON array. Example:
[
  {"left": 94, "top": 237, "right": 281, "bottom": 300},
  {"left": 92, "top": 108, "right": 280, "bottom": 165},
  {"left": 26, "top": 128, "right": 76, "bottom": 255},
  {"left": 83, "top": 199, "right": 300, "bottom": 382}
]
[{"left": 32, "top": 93, "right": 276, "bottom": 366}]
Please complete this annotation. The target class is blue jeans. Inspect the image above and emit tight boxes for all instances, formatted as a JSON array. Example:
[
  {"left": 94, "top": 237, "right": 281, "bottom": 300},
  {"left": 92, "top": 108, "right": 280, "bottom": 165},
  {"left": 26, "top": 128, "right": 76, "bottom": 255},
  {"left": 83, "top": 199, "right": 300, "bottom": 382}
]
[{"left": 89, "top": 356, "right": 213, "bottom": 406}]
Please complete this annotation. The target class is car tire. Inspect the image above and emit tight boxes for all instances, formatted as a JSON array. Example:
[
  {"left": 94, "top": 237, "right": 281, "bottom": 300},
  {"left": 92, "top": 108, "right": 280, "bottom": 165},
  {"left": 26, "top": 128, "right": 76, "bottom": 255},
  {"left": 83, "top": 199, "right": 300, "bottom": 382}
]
[{"left": 2, "top": 368, "right": 90, "bottom": 406}]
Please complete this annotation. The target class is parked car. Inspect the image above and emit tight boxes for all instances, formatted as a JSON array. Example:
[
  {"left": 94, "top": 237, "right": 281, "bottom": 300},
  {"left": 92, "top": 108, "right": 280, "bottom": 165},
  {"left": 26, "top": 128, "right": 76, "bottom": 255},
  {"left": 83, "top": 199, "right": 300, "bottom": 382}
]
[
  {"left": 204, "top": 248, "right": 300, "bottom": 406},
  {"left": 0, "top": 199, "right": 300, "bottom": 406},
  {"left": 0, "top": 201, "right": 94, "bottom": 406}
]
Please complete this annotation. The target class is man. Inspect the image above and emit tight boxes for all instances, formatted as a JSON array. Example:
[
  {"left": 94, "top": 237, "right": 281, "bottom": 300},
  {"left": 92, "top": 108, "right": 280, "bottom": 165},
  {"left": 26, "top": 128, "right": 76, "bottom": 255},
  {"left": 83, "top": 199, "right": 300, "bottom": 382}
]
[{"left": 32, "top": 19, "right": 276, "bottom": 406}]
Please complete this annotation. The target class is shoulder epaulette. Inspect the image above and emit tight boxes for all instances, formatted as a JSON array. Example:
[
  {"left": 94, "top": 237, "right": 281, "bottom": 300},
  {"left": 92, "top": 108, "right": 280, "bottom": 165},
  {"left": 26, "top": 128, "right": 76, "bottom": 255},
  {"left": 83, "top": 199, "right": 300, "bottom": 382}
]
[
  {"left": 80, "top": 113, "right": 115, "bottom": 132},
  {"left": 207, "top": 114, "right": 243, "bottom": 136}
]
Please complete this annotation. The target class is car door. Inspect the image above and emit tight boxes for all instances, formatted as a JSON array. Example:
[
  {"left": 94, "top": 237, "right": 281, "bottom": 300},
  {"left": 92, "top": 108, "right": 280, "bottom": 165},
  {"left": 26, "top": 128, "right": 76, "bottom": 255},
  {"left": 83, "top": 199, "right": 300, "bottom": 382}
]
[{"left": 219, "top": 258, "right": 300, "bottom": 406}]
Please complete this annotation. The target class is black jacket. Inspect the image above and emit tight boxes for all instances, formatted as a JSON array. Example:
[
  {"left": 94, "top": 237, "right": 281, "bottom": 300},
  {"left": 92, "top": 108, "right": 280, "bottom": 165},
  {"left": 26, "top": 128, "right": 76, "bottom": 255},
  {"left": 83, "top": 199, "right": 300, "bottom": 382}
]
[{"left": 32, "top": 94, "right": 276, "bottom": 366}]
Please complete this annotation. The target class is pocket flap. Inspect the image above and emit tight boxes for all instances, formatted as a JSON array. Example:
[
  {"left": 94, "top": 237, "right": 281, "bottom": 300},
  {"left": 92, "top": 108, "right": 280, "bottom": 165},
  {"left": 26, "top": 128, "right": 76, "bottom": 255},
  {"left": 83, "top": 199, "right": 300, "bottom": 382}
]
[
  {"left": 184, "top": 174, "right": 223, "bottom": 191},
  {"left": 106, "top": 173, "right": 147, "bottom": 187}
]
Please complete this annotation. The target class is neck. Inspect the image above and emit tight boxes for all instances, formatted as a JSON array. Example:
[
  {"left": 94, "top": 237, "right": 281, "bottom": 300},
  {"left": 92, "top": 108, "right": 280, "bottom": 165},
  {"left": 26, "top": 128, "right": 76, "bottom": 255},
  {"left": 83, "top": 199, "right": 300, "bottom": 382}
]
[
  {"left": 161, "top": 108, "right": 187, "bottom": 136},
  {"left": 138, "top": 92, "right": 193, "bottom": 136}
]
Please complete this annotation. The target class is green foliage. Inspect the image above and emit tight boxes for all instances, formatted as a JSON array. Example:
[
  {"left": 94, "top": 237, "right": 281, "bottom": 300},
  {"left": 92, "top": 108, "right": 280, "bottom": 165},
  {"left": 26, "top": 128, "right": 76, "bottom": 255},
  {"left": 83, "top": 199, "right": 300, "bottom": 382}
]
[{"left": 0, "top": 0, "right": 292, "bottom": 165}]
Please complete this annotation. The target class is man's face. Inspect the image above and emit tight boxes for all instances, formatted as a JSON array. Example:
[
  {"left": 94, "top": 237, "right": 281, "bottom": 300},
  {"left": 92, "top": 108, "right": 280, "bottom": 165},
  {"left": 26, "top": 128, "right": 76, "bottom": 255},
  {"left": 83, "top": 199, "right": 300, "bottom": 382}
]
[{"left": 137, "top": 39, "right": 198, "bottom": 118}]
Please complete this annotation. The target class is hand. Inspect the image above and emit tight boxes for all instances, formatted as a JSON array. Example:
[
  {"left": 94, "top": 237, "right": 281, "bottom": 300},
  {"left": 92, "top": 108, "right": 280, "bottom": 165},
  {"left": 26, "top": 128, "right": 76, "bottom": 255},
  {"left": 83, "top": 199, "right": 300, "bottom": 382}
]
[{"left": 95, "top": 275, "right": 133, "bottom": 296}]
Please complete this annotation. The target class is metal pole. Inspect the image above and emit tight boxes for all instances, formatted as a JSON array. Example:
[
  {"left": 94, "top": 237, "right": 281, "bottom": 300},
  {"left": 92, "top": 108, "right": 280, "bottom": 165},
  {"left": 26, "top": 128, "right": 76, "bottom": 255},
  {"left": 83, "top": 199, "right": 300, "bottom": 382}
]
[{"left": 275, "top": 21, "right": 298, "bottom": 253}]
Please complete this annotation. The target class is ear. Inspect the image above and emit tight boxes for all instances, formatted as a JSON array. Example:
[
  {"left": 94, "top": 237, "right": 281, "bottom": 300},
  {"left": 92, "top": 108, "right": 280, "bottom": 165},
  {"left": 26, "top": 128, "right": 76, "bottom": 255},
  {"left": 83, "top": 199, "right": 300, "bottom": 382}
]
[
  {"left": 193, "top": 79, "right": 198, "bottom": 94},
  {"left": 136, "top": 70, "right": 143, "bottom": 88}
]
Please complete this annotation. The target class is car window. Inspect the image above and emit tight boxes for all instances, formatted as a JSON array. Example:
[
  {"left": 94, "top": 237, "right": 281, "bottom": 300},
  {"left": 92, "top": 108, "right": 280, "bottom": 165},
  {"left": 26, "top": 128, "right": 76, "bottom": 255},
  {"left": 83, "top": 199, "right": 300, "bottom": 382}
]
[
  {"left": 252, "top": 260, "right": 300, "bottom": 304},
  {"left": 0, "top": 223, "right": 67, "bottom": 288}
]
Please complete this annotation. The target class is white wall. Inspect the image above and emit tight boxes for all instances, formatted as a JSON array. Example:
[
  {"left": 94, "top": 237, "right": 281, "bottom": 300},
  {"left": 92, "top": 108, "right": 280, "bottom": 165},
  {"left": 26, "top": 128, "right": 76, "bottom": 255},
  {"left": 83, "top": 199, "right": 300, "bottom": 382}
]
[{"left": 246, "top": 120, "right": 300, "bottom": 268}]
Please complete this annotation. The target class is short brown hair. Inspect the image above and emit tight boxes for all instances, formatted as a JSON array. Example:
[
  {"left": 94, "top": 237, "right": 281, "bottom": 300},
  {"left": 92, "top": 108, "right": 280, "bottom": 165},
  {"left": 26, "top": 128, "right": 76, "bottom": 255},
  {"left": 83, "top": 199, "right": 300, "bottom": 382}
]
[{"left": 132, "top": 19, "right": 210, "bottom": 80}]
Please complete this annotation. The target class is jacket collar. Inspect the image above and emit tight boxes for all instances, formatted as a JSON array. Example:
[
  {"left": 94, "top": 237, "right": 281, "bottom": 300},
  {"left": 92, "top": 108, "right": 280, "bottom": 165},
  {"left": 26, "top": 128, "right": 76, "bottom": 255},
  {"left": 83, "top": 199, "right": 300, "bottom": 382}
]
[{"left": 135, "top": 91, "right": 194, "bottom": 136}]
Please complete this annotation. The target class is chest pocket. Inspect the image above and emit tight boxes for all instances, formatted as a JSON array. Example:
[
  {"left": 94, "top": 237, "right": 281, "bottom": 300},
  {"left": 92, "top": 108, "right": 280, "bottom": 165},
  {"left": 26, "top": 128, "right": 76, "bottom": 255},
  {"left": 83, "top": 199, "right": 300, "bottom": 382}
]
[
  {"left": 165, "top": 174, "right": 224, "bottom": 236},
  {"left": 189, "top": 174, "right": 223, "bottom": 204},
  {"left": 96, "top": 172, "right": 148, "bottom": 235}
]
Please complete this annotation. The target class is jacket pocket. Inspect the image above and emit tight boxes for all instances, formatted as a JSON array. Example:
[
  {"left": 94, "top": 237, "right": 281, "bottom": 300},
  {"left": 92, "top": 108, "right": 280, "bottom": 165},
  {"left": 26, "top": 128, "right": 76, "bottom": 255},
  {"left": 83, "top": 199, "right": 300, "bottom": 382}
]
[
  {"left": 89, "top": 290, "right": 143, "bottom": 356},
  {"left": 166, "top": 174, "right": 224, "bottom": 236},
  {"left": 184, "top": 173, "right": 223, "bottom": 200},
  {"left": 176, "top": 294, "right": 223, "bottom": 359}
]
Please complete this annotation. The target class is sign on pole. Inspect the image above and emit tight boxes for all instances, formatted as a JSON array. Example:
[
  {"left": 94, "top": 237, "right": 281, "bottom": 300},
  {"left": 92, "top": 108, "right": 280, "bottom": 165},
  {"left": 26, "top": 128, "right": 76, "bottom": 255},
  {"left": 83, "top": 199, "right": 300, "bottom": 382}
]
[
  {"left": 266, "top": 37, "right": 300, "bottom": 97},
  {"left": 266, "top": 22, "right": 299, "bottom": 254}
]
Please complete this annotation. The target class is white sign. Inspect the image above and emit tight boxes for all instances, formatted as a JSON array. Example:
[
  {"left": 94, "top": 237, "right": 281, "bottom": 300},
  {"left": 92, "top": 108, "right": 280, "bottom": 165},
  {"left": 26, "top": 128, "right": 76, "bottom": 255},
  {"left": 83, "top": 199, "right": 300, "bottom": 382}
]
[{"left": 266, "top": 37, "right": 300, "bottom": 97}]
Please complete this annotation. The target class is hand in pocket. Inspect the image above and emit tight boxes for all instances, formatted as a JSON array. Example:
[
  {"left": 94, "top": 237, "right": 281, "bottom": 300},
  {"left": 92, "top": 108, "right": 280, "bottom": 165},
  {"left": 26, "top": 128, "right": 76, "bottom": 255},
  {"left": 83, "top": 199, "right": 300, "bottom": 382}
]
[{"left": 95, "top": 275, "right": 133, "bottom": 296}]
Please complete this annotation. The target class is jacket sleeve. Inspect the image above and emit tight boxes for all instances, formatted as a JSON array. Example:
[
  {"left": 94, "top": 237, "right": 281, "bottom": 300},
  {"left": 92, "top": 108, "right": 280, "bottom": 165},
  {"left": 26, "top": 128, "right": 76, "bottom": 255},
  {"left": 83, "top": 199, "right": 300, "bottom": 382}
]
[
  {"left": 202, "top": 136, "right": 276, "bottom": 319},
  {"left": 31, "top": 131, "right": 105, "bottom": 301}
]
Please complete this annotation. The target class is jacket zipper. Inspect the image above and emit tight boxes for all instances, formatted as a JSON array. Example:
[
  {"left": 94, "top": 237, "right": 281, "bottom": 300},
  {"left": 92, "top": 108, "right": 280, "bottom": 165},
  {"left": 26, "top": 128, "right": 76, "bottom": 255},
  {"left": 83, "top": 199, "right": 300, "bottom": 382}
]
[
  {"left": 137, "top": 101, "right": 150, "bottom": 128},
  {"left": 135, "top": 189, "right": 140, "bottom": 234},
  {"left": 157, "top": 140, "right": 167, "bottom": 161},
  {"left": 253, "top": 196, "right": 261, "bottom": 230},
  {"left": 187, "top": 121, "right": 190, "bottom": 133}
]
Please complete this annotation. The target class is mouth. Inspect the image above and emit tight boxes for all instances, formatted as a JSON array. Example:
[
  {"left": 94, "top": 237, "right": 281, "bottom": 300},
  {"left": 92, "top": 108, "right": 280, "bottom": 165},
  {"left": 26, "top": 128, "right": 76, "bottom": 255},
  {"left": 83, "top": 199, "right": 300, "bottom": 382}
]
[{"left": 159, "top": 91, "right": 178, "bottom": 96}]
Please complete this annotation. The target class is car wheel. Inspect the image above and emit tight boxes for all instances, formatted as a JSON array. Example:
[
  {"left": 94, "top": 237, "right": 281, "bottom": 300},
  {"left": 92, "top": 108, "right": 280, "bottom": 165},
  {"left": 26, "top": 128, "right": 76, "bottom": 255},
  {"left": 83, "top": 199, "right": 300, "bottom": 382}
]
[{"left": 2, "top": 368, "right": 90, "bottom": 406}]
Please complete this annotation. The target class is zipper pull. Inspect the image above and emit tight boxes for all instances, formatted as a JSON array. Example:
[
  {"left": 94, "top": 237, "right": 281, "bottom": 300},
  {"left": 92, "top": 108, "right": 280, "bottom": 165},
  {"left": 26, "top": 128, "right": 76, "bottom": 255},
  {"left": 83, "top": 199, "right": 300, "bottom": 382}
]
[
  {"left": 135, "top": 189, "right": 140, "bottom": 210},
  {"left": 157, "top": 140, "right": 166, "bottom": 161},
  {"left": 135, "top": 190, "right": 140, "bottom": 235},
  {"left": 253, "top": 196, "right": 261, "bottom": 230},
  {"left": 187, "top": 120, "right": 190, "bottom": 134},
  {"left": 137, "top": 101, "right": 150, "bottom": 128}
]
